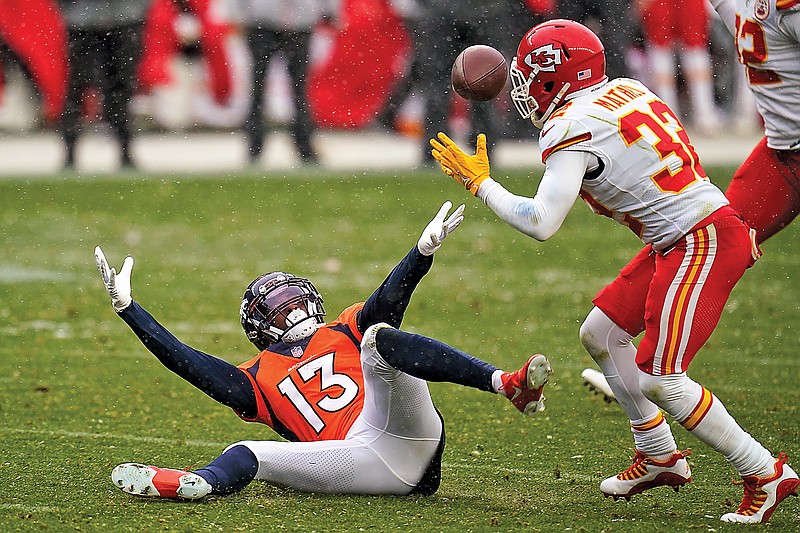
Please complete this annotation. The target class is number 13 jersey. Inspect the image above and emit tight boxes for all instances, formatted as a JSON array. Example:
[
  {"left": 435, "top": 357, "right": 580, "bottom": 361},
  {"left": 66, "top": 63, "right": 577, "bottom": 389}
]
[
  {"left": 539, "top": 78, "right": 729, "bottom": 251},
  {"left": 236, "top": 303, "right": 366, "bottom": 442}
]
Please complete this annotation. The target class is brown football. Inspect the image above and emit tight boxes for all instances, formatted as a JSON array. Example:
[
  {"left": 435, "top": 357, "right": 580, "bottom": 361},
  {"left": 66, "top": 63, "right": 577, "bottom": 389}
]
[{"left": 451, "top": 45, "right": 508, "bottom": 102}]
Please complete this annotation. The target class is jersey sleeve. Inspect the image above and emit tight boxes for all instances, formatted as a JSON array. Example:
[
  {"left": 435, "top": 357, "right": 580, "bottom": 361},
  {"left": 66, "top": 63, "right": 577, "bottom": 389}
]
[
  {"left": 478, "top": 150, "right": 587, "bottom": 241},
  {"left": 779, "top": 6, "right": 800, "bottom": 42},
  {"left": 539, "top": 115, "right": 594, "bottom": 163},
  {"left": 358, "top": 246, "right": 432, "bottom": 331},
  {"left": 709, "top": 0, "right": 737, "bottom": 34}
]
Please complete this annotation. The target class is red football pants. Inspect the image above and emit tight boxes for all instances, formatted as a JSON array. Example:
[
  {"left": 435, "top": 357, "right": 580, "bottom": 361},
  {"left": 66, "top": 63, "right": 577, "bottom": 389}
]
[
  {"left": 593, "top": 211, "right": 757, "bottom": 375},
  {"left": 725, "top": 137, "right": 800, "bottom": 244}
]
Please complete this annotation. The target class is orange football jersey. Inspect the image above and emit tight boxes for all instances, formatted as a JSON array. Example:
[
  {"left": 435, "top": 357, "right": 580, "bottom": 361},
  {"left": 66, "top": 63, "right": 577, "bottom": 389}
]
[{"left": 236, "top": 303, "right": 366, "bottom": 442}]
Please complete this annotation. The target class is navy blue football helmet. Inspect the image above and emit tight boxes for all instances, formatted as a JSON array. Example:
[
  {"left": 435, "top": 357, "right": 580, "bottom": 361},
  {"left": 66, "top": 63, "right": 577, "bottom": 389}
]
[{"left": 240, "top": 272, "right": 326, "bottom": 350}]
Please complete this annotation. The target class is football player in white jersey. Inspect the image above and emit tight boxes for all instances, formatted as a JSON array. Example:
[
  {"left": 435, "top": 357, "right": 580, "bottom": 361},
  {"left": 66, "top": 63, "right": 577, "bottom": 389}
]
[
  {"left": 430, "top": 19, "right": 798, "bottom": 524},
  {"left": 710, "top": 0, "right": 800, "bottom": 243}
]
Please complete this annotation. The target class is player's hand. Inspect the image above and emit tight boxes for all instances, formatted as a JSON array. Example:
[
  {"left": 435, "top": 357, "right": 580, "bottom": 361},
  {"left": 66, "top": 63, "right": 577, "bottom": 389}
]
[
  {"left": 430, "top": 132, "right": 491, "bottom": 196},
  {"left": 95, "top": 246, "right": 134, "bottom": 312},
  {"left": 417, "top": 201, "right": 466, "bottom": 256}
]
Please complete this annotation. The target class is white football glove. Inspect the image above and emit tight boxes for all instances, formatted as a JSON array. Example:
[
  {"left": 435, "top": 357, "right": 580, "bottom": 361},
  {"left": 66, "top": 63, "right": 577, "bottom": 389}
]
[
  {"left": 417, "top": 201, "right": 466, "bottom": 256},
  {"left": 95, "top": 245, "right": 134, "bottom": 312}
]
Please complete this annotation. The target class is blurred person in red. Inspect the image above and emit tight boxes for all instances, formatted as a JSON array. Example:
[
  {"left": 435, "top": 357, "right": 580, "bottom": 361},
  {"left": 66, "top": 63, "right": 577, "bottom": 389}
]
[
  {"left": 636, "top": 0, "right": 720, "bottom": 135},
  {"left": 58, "top": 0, "right": 152, "bottom": 170},
  {"left": 137, "top": 0, "right": 234, "bottom": 115},
  {"left": 0, "top": 0, "right": 68, "bottom": 124},
  {"left": 710, "top": 0, "right": 800, "bottom": 244}
]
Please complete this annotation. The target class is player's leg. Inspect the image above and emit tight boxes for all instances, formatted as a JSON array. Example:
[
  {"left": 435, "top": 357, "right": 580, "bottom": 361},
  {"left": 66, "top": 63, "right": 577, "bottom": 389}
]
[
  {"left": 370, "top": 323, "right": 553, "bottom": 416},
  {"left": 584, "top": 246, "right": 688, "bottom": 499},
  {"left": 725, "top": 139, "right": 800, "bottom": 243},
  {"left": 111, "top": 445, "right": 257, "bottom": 500},
  {"left": 637, "top": 216, "right": 798, "bottom": 522}
]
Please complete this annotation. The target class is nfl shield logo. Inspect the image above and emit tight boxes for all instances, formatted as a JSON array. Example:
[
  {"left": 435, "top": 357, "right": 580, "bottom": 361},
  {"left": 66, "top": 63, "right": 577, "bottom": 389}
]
[
  {"left": 577, "top": 69, "right": 591, "bottom": 80},
  {"left": 291, "top": 345, "right": 304, "bottom": 358}
]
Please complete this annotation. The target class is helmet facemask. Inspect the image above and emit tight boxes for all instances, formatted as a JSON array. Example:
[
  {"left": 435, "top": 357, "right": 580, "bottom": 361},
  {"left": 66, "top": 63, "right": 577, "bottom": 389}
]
[
  {"left": 240, "top": 273, "right": 325, "bottom": 350},
  {"left": 510, "top": 57, "right": 571, "bottom": 129}
]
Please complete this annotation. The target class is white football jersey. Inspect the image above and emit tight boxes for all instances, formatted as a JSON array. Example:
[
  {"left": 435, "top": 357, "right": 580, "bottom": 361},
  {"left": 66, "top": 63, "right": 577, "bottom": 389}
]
[
  {"left": 539, "top": 78, "right": 729, "bottom": 251},
  {"left": 733, "top": 0, "right": 800, "bottom": 150}
]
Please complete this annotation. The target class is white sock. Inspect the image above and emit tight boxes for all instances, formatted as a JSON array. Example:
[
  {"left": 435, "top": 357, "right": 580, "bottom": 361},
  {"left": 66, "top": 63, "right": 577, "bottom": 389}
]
[
  {"left": 639, "top": 372, "right": 774, "bottom": 477},
  {"left": 491, "top": 369, "right": 504, "bottom": 394},
  {"left": 630, "top": 411, "right": 679, "bottom": 459}
]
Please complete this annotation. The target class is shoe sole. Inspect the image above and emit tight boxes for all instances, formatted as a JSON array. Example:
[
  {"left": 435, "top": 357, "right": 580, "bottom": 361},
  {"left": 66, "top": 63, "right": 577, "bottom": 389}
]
[
  {"left": 112, "top": 463, "right": 161, "bottom": 497},
  {"left": 603, "top": 471, "right": 692, "bottom": 500},
  {"left": 111, "top": 463, "right": 209, "bottom": 500},
  {"left": 522, "top": 355, "right": 553, "bottom": 415},
  {"left": 527, "top": 354, "right": 553, "bottom": 390}
]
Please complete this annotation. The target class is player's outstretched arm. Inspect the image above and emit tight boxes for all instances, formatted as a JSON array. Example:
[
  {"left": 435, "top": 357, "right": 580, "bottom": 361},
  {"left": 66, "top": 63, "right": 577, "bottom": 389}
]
[
  {"left": 417, "top": 200, "right": 465, "bottom": 256},
  {"left": 95, "top": 246, "right": 133, "bottom": 312},
  {"left": 359, "top": 201, "right": 465, "bottom": 331},
  {"left": 93, "top": 245, "right": 258, "bottom": 417},
  {"left": 430, "top": 132, "right": 491, "bottom": 196}
]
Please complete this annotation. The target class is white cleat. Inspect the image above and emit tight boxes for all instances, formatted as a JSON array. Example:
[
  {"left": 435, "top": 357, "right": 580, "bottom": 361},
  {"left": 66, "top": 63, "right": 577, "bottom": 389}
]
[
  {"left": 601, "top": 450, "right": 692, "bottom": 500},
  {"left": 111, "top": 463, "right": 211, "bottom": 500},
  {"left": 581, "top": 368, "right": 616, "bottom": 403},
  {"left": 721, "top": 454, "right": 799, "bottom": 524}
]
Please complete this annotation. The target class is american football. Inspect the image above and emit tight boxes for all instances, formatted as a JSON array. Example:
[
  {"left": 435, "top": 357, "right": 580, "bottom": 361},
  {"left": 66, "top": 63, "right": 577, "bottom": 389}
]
[{"left": 451, "top": 45, "right": 508, "bottom": 101}]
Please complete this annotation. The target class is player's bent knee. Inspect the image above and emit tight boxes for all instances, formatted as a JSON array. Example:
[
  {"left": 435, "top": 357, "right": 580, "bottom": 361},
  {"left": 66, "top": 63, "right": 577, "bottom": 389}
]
[
  {"left": 579, "top": 307, "right": 615, "bottom": 361},
  {"left": 361, "top": 322, "right": 393, "bottom": 354}
]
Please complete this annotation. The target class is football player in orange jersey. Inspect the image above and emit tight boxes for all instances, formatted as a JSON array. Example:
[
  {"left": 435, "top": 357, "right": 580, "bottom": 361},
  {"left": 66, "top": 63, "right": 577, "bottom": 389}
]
[
  {"left": 95, "top": 201, "right": 553, "bottom": 500},
  {"left": 431, "top": 19, "right": 798, "bottom": 524}
]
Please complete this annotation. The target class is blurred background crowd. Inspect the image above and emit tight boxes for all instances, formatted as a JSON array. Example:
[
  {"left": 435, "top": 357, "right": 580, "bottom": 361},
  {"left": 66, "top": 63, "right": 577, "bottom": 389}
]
[{"left": 0, "top": 0, "right": 760, "bottom": 171}]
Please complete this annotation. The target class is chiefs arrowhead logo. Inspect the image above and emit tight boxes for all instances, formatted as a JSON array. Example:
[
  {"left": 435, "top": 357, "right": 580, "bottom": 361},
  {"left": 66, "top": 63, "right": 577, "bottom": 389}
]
[{"left": 524, "top": 44, "right": 562, "bottom": 73}]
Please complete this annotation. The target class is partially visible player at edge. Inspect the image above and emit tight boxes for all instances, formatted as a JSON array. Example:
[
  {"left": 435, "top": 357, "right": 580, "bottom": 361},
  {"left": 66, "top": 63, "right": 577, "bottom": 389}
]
[
  {"left": 710, "top": 0, "right": 800, "bottom": 243},
  {"left": 430, "top": 19, "right": 798, "bottom": 524},
  {"left": 95, "top": 201, "right": 553, "bottom": 500}
]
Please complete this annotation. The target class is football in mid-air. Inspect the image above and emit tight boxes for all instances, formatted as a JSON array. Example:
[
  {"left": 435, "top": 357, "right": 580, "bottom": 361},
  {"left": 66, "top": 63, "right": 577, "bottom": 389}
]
[{"left": 451, "top": 45, "right": 508, "bottom": 102}]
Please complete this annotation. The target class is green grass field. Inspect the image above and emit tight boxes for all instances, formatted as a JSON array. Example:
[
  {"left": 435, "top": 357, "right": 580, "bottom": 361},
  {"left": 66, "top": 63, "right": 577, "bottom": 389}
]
[{"left": 1, "top": 167, "right": 798, "bottom": 532}]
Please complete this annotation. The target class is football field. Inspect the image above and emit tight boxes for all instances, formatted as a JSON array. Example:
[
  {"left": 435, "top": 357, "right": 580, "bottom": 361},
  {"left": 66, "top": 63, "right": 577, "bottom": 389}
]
[{"left": 1, "top": 167, "right": 798, "bottom": 532}]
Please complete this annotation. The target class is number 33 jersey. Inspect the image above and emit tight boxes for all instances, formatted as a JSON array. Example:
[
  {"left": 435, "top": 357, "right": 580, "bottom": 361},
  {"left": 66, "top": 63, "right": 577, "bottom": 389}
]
[
  {"left": 539, "top": 78, "right": 729, "bottom": 251},
  {"left": 236, "top": 303, "right": 367, "bottom": 442}
]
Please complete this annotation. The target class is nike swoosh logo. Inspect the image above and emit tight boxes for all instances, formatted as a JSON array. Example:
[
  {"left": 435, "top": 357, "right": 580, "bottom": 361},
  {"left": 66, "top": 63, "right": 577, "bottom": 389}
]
[{"left": 510, "top": 386, "right": 523, "bottom": 401}]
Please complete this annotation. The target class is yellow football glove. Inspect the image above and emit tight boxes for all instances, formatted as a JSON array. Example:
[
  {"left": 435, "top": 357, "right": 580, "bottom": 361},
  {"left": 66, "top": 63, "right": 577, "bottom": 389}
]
[{"left": 430, "top": 132, "right": 491, "bottom": 196}]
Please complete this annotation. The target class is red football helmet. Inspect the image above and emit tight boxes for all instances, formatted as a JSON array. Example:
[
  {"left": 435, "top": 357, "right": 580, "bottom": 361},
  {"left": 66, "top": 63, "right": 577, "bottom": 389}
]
[{"left": 510, "top": 19, "right": 607, "bottom": 128}]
